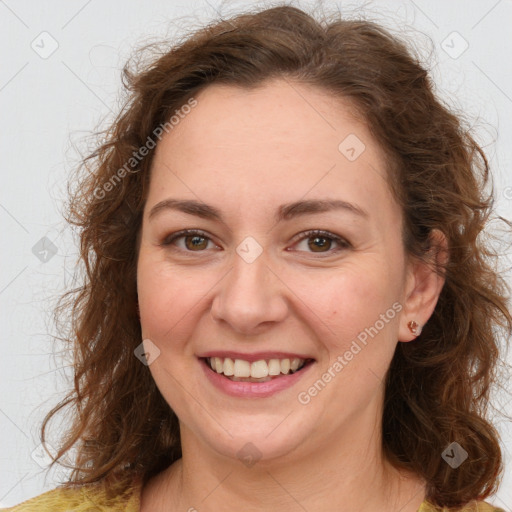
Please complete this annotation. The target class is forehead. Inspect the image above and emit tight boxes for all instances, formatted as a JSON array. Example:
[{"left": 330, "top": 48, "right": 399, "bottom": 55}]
[
  {"left": 161, "top": 79, "right": 375, "bottom": 163},
  {"left": 147, "top": 79, "right": 398, "bottom": 226}
]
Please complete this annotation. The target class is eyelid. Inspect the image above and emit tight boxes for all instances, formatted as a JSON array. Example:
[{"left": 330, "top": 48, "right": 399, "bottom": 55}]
[
  {"left": 160, "top": 228, "right": 351, "bottom": 254},
  {"left": 160, "top": 229, "right": 218, "bottom": 250},
  {"left": 288, "top": 229, "right": 351, "bottom": 253}
]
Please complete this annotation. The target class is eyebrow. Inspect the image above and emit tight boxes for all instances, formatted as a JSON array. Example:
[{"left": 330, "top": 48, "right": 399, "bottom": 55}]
[{"left": 148, "top": 198, "right": 369, "bottom": 223}]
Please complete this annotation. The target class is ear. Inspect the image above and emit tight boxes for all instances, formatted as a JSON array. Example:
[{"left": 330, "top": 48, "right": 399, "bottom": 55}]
[{"left": 398, "top": 229, "right": 448, "bottom": 342}]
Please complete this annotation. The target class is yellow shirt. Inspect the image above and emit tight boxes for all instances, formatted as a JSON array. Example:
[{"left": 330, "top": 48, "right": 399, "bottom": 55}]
[{"left": 0, "top": 475, "right": 505, "bottom": 511}]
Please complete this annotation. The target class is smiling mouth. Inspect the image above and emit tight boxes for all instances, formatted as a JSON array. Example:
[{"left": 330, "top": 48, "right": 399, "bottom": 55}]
[{"left": 202, "top": 356, "right": 315, "bottom": 383}]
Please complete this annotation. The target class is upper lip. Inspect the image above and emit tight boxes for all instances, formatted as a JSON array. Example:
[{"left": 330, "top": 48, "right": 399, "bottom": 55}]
[{"left": 197, "top": 351, "right": 315, "bottom": 363}]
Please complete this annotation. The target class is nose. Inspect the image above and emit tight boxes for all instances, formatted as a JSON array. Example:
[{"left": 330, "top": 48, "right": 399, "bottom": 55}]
[{"left": 210, "top": 249, "right": 289, "bottom": 335}]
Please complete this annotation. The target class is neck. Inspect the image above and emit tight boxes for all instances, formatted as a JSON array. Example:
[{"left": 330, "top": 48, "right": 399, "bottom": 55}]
[{"left": 141, "top": 404, "right": 426, "bottom": 512}]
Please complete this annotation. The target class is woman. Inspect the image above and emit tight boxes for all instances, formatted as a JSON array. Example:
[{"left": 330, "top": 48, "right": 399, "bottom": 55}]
[{"left": 3, "top": 4, "right": 510, "bottom": 511}]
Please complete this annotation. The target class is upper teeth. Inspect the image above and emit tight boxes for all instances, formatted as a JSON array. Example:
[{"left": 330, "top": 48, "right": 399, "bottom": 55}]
[{"left": 208, "top": 357, "right": 306, "bottom": 378}]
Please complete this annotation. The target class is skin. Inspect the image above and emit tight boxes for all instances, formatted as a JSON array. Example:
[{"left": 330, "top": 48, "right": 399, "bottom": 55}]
[{"left": 136, "top": 78, "right": 446, "bottom": 512}]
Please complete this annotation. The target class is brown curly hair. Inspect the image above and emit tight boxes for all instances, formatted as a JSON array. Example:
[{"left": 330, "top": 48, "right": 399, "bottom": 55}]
[{"left": 41, "top": 3, "right": 512, "bottom": 508}]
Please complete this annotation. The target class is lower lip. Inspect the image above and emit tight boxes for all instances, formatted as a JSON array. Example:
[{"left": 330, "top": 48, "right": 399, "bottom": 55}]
[{"left": 200, "top": 358, "right": 315, "bottom": 398}]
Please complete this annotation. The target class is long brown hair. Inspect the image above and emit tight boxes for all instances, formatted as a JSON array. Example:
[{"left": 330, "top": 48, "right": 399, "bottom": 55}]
[{"left": 41, "top": 4, "right": 512, "bottom": 508}]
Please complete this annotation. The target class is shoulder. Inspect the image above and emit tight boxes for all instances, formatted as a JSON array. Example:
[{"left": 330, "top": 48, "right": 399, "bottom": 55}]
[
  {"left": 419, "top": 500, "right": 506, "bottom": 511},
  {"left": 0, "top": 475, "right": 142, "bottom": 512}
]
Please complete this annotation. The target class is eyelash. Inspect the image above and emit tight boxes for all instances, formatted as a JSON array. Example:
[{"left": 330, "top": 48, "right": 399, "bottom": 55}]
[{"left": 160, "top": 229, "right": 351, "bottom": 256}]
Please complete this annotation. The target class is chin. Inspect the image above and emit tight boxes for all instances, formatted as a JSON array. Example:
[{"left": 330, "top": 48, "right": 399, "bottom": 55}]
[{"left": 185, "top": 412, "right": 317, "bottom": 466}]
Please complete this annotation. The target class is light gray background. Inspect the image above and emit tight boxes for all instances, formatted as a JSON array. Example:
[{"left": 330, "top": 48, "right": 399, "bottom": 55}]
[{"left": 1, "top": 0, "right": 511, "bottom": 509}]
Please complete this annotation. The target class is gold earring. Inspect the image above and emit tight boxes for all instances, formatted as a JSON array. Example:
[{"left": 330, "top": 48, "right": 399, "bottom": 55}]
[{"left": 407, "top": 320, "right": 421, "bottom": 335}]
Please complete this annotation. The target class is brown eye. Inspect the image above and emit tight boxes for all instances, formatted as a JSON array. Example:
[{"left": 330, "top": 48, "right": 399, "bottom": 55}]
[
  {"left": 308, "top": 235, "right": 333, "bottom": 252},
  {"left": 292, "top": 230, "right": 351, "bottom": 255},
  {"left": 161, "top": 230, "right": 215, "bottom": 252},
  {"left": 184, "top": 234, "right": 208, "bottom": 251}
]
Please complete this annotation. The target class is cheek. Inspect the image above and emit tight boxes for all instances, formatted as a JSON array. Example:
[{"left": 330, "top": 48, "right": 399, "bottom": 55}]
[
  {"left": 310, "top": 265, "right": 396, "bottom": 342},
  {"left": 313, "top": 271, "right": 401, "bottom": 401},
  {"left": 137, "top": 256, "right": 197, "bottom": 339}
]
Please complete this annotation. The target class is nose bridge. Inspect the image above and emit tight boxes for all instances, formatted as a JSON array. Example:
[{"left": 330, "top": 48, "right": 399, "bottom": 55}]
[{"left": 211, "top": 247, "right": 288, "bottom": 333}]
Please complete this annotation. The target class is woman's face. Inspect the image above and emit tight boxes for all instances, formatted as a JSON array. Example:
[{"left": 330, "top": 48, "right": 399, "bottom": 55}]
[{"left": 136, "top": 79, "right": 428, "bottom": 464}]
